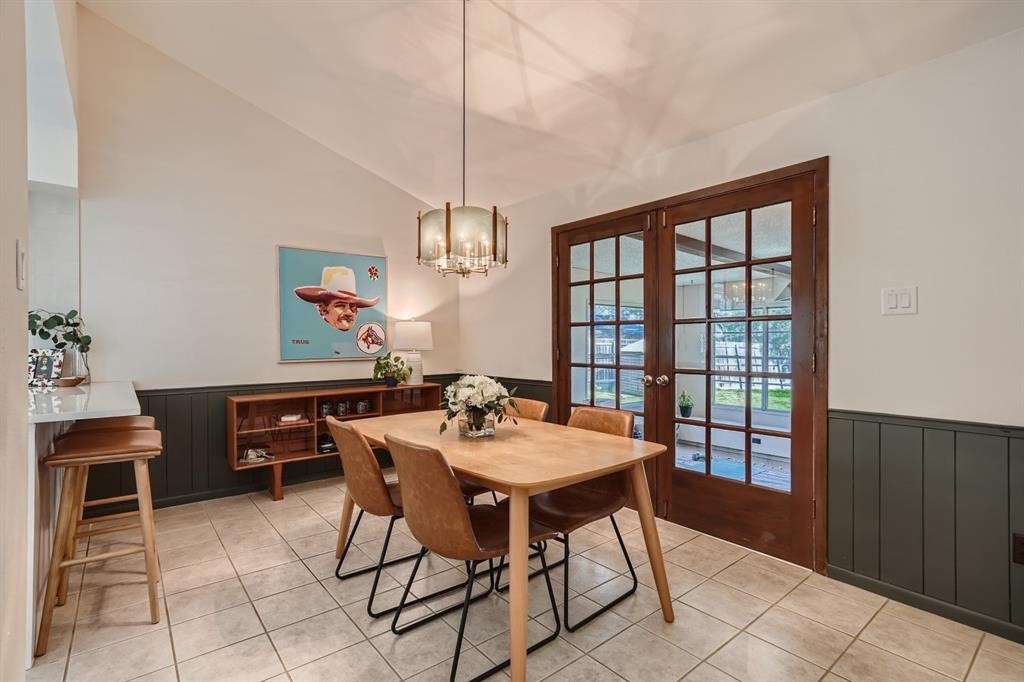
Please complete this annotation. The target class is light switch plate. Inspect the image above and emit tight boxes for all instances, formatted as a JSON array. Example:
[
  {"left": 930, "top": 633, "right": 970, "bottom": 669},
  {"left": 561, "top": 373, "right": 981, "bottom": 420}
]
[{"left": 881, "top": 286, "right": 917, "bottom": 315}]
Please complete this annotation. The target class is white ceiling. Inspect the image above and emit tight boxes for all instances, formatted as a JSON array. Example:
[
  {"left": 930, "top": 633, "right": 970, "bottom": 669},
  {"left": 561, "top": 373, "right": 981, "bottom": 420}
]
[{"left": 80, "top": 0, "right": 1024, "bottom": 207}]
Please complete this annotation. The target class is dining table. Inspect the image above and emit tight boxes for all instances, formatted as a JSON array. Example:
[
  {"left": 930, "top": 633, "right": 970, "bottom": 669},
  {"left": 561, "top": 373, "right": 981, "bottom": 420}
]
[{"left": 344, "top": 409, "right": 674, "bottom": 681}]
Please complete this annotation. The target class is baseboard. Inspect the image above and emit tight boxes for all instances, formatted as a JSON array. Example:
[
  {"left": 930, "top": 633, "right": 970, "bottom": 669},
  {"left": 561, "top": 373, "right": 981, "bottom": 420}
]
[{"left": 827, "top": 564, "right": 1024, "bottom": 644}]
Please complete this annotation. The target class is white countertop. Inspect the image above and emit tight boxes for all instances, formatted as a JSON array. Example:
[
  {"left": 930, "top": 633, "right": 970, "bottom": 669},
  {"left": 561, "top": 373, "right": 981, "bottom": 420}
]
[{"left": 28, "top": 380, "right": 141, "bottom": 424}]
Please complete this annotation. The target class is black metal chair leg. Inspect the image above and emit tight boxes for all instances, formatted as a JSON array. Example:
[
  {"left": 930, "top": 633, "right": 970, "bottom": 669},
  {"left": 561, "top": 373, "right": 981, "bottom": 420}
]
[
  {"left": 563, "top": 514, "right": 637, "bottom": 632},
  {"left": 493, "top": 541, "right": 567, "bottom": 592},
  {"left": 459, "top": 546, "right": 562, "bottom": 682},
  {"left": 391, "top": 547, "right": 497, "bottom": 635},
  {"left": 449, "top": 560, "right": 479, "bottom": 682},
  {"left": 335, "top": 511, "right": 421, "bottom": 581}
]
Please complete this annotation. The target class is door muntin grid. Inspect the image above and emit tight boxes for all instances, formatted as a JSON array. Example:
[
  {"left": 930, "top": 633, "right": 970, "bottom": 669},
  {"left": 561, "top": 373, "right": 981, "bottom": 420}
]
[
  {"left": 672, "top": 202, "right": 793, "bottom": 492},
  {"left": 568, "top": 230, "right": 646, "bottom": 439}
]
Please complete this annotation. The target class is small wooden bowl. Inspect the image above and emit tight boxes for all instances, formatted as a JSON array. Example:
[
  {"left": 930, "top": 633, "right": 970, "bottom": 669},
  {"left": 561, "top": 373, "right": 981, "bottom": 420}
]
[{"left": 55, "top": 376, "right": 86, "bottom": 387}]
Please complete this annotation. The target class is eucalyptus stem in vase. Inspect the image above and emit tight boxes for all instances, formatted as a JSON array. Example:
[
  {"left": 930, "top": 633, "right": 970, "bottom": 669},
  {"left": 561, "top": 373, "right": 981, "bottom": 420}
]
[
  {"left": 440, "top": 375, "right": 517, "bottom": 438},
  {"left": 28, "top": 309, "right": 92, "bottom": 380}
]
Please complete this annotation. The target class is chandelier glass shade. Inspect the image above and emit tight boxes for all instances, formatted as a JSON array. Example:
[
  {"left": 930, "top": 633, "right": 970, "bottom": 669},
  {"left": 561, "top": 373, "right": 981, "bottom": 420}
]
[{"left": 418, "top": 203, "right": 508, "bottom": 277}]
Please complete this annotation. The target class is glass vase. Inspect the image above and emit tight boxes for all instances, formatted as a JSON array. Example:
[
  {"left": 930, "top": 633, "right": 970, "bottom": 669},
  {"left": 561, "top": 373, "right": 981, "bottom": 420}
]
[
  {"left": 62, "top": 347, "right": 90, "bottom": 384},
  {"left": 458, "top": 410, "right": 495, "bottom": 438}
]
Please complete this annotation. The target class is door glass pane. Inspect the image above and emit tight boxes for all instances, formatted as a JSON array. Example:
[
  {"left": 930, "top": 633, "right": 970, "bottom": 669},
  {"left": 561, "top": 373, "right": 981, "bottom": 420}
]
[
  {"left": 593, "top": 281, "right": 616, "bottom": 321},
  {"left": 675, "top": 373, "right": 706, "bottom": 422},
  {"left": 674, "top": 423, "right": 706, "bottom": 474},
  {"left": 711, "top": 321, "right": 746, "bottom": 372},
  {"left": 594, "top": 238, "right": 616, "bottom": 278},
  {"left": 619, "top": 232, "right": 643, "bottom": 276},
  {"left": 571, "top": 285, "right": 590, "bottom": 322},
  {"left": 710, "top": 428, "right": 745, "bottom": 481},
  {"left": 751, "top": 377, "right": 792, "bottom": 433},
  {"left": 619, "top": 369, "right": 644, "bottom": 412},
  {"left": 710, "top": 212, "right": 746, "bottom": 264},
  {"left": 570, "top": 242, "right": 590, "bottom": 282},
  {"left": 619, "top": 278, "right": 643, "bottom": 320},
  {"left": 571, "top": 367, "right": 591, "bottom": 404},
  {"left": 632, "top": 414, "right": 645, "bottom": 440},
  {"left": 594, "top": 369, "right": 616, "bottom": 407},
  {"left": 711, "top": 267, "right": 746, "bottom": 317},
  {"left": 752, "top": 202, "right": 791, "bottom": 260},
  {"left": 594, "top": 325, "right": 616, "bottom": 364},
  {"left": 619, "top": 324, "right": 644, "bottom": 366},
  {"left": 752, "top": 261, "right": 791, "bottom": 315},
  {"left": 675, "top": 272, "right": 706, "bottom": 319},
  {"left": 675, "top": 322, "right": 706, "bottom": 370},
  {"left": 751, "top": 433, "right": 791, "bottom": 492},
  {"left": 751, "top": 320, "right": 791, "bottom": 374},
  {"left": 571, "top": 326, "right": 591, "bottom": 364},
  {"left": 675, "top": 220, "right": 705, "bottom": 269},
  {"left": 711, "top": 375, "right": 746, "bottom": 427}
]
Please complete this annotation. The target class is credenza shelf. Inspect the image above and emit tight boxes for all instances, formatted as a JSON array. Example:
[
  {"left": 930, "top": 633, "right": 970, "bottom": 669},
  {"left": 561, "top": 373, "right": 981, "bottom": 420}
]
[{"left": 226, "top": 382, "right": 441, "bottom": 500}]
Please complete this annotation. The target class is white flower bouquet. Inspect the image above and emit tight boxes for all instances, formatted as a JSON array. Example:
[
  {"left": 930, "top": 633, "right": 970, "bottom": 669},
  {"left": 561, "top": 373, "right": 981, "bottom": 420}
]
[{"left": 440, "top": 375, "right": 518, "bottom": 436}]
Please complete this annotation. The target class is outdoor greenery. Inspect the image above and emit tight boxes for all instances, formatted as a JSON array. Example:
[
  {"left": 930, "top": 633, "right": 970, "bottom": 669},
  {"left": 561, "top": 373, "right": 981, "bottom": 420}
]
[{"left": 715, "top": 387, "right": 792, "bottom": 411}]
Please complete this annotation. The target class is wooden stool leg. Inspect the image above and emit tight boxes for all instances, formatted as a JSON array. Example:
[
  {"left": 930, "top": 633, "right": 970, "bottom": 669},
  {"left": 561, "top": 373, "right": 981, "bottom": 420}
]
[
  {"left": 57, "top": 466, "right": 88, "bottom": 606},
  {"left": 133, "top": 458, "right": 161, "bottom": 624},
  {"left": 35, "top": 466, "right": 82, "bottom": 657}
]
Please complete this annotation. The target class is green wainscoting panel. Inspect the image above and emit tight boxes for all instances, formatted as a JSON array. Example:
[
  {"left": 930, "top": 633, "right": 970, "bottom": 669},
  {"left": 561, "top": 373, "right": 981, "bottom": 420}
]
[{"left": 829, "top": 410, "right": 1024, "bottom": 643}]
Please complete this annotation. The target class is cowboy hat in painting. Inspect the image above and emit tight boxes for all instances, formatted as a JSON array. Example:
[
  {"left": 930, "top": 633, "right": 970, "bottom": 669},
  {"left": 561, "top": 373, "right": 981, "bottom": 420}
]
[{"left": 294, "top": 266, "right": 380, "bottom": 307}]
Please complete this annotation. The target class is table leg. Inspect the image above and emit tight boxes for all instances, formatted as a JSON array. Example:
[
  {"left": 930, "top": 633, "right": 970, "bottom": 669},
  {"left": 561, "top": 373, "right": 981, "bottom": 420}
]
[
  {"left": 335, "top": 493, "right": 355, "bottom": 559},
  {"left": 508, "top": 488, "right": 529, "bottom": 681},
  {"left": 629, "top": 462, "right": 674, "bottom": 622}
]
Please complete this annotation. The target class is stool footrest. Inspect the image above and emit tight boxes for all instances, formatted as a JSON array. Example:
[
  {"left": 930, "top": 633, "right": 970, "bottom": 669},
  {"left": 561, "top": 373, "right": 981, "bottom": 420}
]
[
  {"left": 61, "top": 545, "right": 144, "bottom": 567},
  {"left": 80, "top": 510, "right": 139, "bottom": 525},
  {"left": 75, "top": 522, "right": 141, "bottom": 539},
  {"left": 84, "top": 493, "right": 139, "bottom": 508}
]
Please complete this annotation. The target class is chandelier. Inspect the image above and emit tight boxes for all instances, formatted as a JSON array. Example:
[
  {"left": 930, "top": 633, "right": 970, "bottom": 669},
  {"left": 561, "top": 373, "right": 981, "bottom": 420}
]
[{"left": 417, "top": 0, "right": 508, "bottom": 278}]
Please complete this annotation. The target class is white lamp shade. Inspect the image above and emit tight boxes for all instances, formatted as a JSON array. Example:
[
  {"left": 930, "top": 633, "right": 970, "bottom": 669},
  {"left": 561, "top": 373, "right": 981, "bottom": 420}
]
[{"left": 393, "top": 320, "right": 433, "bottom": 351}]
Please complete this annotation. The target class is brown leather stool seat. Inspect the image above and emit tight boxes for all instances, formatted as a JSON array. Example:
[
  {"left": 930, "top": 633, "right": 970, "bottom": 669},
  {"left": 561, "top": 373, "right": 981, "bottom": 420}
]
[
  {"left": 35, "top": 428, "right": 163, "bottom": 658},
  {"left": 386, "top": 434, "right": 561, "bottom": 681},
  {"left": 66, "top": 415, "right": 156, "bottom": 433}
]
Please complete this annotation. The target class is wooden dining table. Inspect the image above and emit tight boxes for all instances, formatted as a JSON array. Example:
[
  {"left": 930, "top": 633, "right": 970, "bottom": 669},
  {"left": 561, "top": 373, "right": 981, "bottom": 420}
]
[{"left": 344, "top": 409, "right": 673, "bottom": 681}]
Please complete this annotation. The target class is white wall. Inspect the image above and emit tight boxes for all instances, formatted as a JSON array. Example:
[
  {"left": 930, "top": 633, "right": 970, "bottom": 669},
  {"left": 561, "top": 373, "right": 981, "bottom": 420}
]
[
  {"left": 460, "top": 28, "right": 1024, "bottom": 427},
  {"left": 77, "top": 8, "right": 458, "bottom": 390},
  {"left": 0, "top": 0, "right": 29, "bottom": 676},
  {"left": 27, "top": 181, "right": 78, "bottom": 317},
  {"left": 25, "top": 0, "right": 77, "bottom": 187}
]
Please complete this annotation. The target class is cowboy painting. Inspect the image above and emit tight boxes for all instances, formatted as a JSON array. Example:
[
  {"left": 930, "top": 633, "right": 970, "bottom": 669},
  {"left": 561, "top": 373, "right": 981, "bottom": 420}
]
[{"left": 278, "top": 247, "right": 388, "bottom": 361}]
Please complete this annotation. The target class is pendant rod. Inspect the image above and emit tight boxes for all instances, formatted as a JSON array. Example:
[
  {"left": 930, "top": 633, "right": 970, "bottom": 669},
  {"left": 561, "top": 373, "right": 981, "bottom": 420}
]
[{"left": 461, "top": 0, "right": 466, "bottom": 208}]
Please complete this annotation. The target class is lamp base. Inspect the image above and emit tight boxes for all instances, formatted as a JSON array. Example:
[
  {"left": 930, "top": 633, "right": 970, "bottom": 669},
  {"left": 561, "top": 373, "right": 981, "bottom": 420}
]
[{"left": 404, "top": 351, "right": 424, "bottom": 385}]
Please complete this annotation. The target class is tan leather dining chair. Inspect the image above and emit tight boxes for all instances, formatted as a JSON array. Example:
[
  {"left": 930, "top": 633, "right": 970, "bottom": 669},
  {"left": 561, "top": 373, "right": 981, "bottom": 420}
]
[
  {"left": 527, "top": 406, "right": 638, "bottom": 631},
  {"left": 328, "top": 418, "right": 479, "bottom": 617},
  {"left": 386, "top": 434, "right": 561, "bottom": 682}
]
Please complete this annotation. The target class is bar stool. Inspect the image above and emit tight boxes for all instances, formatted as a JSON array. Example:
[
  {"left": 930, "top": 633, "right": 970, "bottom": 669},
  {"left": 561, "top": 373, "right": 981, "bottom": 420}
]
[
  {"left": 64, "top": 415, "right": 156, "bottom": 435},
  {"left": 35, "top": 429, "right": 163, "bottom": 657}
]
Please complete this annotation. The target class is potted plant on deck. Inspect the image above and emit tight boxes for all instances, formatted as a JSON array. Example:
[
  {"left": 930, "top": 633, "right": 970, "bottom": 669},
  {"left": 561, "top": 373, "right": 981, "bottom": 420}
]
[
  {"left": 372, "top": 352, "right": 410, "bottom": 388},
  {"left": 678, "top": 390, "right": 695, "bottom": 418}
]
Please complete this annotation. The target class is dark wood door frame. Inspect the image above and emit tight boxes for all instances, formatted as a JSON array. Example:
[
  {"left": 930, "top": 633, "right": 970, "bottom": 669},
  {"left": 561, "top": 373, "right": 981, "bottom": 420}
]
[{"left": 551, "top": 157, "right": 829, "bottom": 572}]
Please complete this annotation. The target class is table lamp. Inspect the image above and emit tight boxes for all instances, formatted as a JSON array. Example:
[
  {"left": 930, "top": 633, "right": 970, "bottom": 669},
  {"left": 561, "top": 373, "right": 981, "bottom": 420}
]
[{"left": 393, "top": 320, "right": 433, "bottom": 385}]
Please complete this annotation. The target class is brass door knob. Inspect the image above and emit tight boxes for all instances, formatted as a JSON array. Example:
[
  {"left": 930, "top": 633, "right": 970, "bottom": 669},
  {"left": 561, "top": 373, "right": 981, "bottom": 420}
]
[
  {"left": 655, "top": 375, "right": 670, "bottom": 387},
  {"left": 641, "top": 375, "right": 654, "bottom": 387}
]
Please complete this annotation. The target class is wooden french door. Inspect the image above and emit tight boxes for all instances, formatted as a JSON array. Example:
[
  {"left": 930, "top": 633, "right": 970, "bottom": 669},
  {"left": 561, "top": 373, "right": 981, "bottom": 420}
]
[{"left": 553, "top": 159, "right": 828, "bottom": 569}]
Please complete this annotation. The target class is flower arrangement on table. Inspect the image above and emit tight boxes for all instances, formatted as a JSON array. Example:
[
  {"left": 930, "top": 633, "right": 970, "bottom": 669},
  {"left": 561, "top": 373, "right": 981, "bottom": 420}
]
[{"left": 440, "top": 375, "right": 518, "bottom": 437}]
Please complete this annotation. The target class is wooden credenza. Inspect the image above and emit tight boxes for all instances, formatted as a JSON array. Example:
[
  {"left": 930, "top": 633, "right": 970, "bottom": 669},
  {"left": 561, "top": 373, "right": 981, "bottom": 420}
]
[{"left": 226, "top": 383, "right": 441, "bottom": 500}]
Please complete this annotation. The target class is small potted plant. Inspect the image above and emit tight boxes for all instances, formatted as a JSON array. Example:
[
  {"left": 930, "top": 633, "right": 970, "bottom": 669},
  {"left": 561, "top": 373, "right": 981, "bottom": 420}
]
[
  {"left": 28, "top": 309, "right": 92, "bottom": 384},
  {"left": 372, "top": 352, "right": 410, "bottom": 388},
  {"left": 678, "top": 390, "right": 695, "bottom": 418}
]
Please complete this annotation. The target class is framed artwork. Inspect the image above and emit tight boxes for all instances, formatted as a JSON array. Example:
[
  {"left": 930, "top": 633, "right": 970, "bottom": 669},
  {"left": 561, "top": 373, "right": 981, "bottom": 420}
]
[
  {"left": 28, "top": 348, "right": 65, "bottom": 386},
  {"left": 278, "top": 245, "right": 388, "bottom": 362}
]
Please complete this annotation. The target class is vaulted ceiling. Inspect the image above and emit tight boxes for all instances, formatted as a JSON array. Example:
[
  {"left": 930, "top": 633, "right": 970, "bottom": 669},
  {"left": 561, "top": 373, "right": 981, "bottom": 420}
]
[{"left": 80, "top": 0, "right": 1024, "bottom": 207}]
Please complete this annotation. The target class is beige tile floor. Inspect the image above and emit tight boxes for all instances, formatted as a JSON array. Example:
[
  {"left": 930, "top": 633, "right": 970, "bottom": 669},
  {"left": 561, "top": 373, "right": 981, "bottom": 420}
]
[{"left": 26, "top": 474, "right": 1024, "bottom": 682}]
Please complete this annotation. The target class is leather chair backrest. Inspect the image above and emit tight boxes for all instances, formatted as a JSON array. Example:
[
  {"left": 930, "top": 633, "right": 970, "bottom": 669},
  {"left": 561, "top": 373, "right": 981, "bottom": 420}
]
[
  {"left": 384, "top": 434, "right": 482, "bottom": 559},
  {"left": 326, "top": 417, "right": 398, "bottom": 517},
  {"left": 505, "top": 397, "right": 550, "bottom": 422},
  {"left": 567, "top": 406, "right": 634, "bottom": 497}
]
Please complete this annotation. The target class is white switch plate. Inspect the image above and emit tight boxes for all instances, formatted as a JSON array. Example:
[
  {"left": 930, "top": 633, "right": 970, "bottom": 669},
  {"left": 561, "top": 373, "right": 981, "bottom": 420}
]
[
  {"left": 16, "top": 239, "right": 25, "bottom": 291},
  {"left": 881, "top": 286, "right": 917, "bottom": 315}
]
